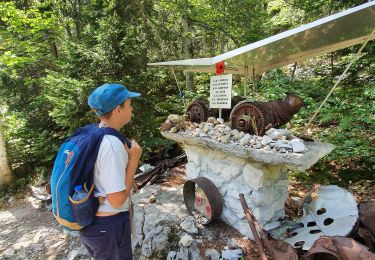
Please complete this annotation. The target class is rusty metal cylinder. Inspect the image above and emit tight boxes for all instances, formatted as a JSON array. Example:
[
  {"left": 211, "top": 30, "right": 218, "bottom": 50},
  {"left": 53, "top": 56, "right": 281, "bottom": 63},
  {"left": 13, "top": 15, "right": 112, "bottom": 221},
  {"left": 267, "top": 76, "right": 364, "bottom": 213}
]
[
  {"left": 230, "top": 95, "right": 303, "bottom": 135},
  {"left": 183, "top": 177, "right": 223, "bottom": 224}
]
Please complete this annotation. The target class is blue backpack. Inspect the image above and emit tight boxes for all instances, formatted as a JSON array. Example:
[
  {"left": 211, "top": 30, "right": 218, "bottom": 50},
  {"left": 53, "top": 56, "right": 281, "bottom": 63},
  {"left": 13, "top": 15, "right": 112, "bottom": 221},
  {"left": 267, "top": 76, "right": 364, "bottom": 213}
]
[{"left": 50, "top": 124, "right": 130, "bottom": 230}]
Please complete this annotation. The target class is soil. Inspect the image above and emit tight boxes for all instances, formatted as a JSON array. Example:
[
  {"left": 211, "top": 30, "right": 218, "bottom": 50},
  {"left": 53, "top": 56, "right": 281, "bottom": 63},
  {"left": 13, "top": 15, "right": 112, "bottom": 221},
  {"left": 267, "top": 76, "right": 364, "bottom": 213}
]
[{"left": 0, "top": 164, "right": 374, "bottom": 260}]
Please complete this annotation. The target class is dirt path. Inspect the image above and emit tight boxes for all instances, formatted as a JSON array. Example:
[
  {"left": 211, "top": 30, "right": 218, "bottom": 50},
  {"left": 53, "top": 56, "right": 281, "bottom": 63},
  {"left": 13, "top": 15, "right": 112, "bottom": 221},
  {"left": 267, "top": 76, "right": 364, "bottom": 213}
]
[{"left": 0, "top": 200, "right": 89, "bottom": 260}]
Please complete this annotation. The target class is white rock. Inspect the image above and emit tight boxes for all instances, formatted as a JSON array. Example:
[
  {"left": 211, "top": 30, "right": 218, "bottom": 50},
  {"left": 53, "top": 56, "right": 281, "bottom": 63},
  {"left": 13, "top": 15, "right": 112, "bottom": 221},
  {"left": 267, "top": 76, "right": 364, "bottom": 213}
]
[
  {"left": 207, "top": 117, "right": 216, "bottom": 123},
  {"left": 27, "top": 196, "right": 43, "bottom": 209},
  {"left": 167, "top": 114, "right": 181, "bottom": 124},
  {"left": 274, "top": 140, "right": 292, "bottom": 150},
  {"left": 217, "top": 118, "right": 225, "bottom": 124},
  {"left": 170, "top": 127, "right": 179, "bottom": 133},
  {"left": 239, "top": 134, "right": 251, "bottom": 146},
  {"left": 199, "top": 132, "right": 206, "bottom": 137},
  {"left": 263, "top": 145, "right": 271, "bottom": 151},
  {"left": 166, "top": 251, "right": 177, "bottom": 260},
  {"left": 186, "top": 164, "right": 200, "bottom": 180},
  {"left": 291, "top": 139, "right": 306, "bottom": 153},
  {"left": 228, "top": 238, "right": 238, "bottom": 248},
  {"left": 261, "top": 135, "right": 273, "bottom": 146},
  {"left": 142, "top": 226, "right": 171, "bottom": 257},
  {"left": 205, "top": 249, "right": 220, "bottom": 260},
  {"left": 139, "top": 164, "right": 155, "bottom": 172},
  {"left": 8, "top": 196, "right": 14, "bottom": 205},
  {"left": 179, "top": 233, "right": 194, "bottom": 247},
  {"left": 230, "top": 129, "right": 239, "bottom": 136},
  {"left": 242, "top": 165, "right": 264, "bottom": 190},
  {"left": 222, "top": 248, "right": 243, "bottom": 259},
  {"left": 180, "top": 216, "right": 198, "bottom": 235},
  {"left": 3, "top": 247, "right": 15, "bottom": 256},
  {"left": 266, "top": 128, "right": 292, "bottom": 139}
]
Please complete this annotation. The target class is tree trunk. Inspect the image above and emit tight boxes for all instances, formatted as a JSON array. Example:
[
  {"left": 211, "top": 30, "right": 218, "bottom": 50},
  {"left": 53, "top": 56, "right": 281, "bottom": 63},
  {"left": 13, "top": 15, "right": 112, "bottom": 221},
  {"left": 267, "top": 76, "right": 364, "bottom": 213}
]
[
  {"left": 182, "top": 7, "right": 193, "bottom": 92},
  {"left": 0, "top": 116, "right": 12, "bottom": 191}
]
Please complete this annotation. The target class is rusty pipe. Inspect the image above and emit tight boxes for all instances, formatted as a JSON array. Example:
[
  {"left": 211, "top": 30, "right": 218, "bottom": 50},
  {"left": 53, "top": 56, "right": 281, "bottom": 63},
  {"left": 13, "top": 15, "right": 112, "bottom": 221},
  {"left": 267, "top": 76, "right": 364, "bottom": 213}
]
[{"left": 239, "top": 193, "right": 268, "bottom": 260}]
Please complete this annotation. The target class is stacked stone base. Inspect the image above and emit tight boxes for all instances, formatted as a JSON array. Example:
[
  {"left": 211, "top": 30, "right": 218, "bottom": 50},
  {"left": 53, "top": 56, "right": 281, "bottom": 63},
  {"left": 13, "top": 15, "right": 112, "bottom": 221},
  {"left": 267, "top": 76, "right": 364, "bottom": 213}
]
[{"left": 184, "top": 145, "right": 289, "bottom": 238}]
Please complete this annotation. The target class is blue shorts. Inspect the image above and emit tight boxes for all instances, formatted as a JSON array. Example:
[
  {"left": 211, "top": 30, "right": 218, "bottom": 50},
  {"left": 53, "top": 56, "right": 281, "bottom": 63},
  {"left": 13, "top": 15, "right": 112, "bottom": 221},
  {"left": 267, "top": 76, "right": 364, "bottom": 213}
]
[{"left": 79, "top": 211, "right": 132, "bottom": 260}]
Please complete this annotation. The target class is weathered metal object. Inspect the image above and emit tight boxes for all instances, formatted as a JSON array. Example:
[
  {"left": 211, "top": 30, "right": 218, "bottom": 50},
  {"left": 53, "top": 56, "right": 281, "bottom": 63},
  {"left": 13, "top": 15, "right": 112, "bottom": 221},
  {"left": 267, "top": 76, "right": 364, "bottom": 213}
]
[
  {"left": 239, "top": 193, "right": 298, "bottom": 260},
  {"left": 185, "top": 96, "right": 245, "bottom": 123},
  {"left": 239, "top": 193, "right": 269, "bottom": 260},
  {"left": 270, "top": 185, "right": 359, "bottom": 251},
  {"left": 301, "top": 236, "right": 375, "bottom": 260},
  {"left": 353, "top": 201, "right": 375, "bottom": 252},
  {"left": 230, "top": 95, "right": 303, "bottom": 135},
  {"left": 185, "top": 99, "right": 211, "bottom": 124},
  {"left": 183, "top": 177, "right": 223, "bottom": 224}
]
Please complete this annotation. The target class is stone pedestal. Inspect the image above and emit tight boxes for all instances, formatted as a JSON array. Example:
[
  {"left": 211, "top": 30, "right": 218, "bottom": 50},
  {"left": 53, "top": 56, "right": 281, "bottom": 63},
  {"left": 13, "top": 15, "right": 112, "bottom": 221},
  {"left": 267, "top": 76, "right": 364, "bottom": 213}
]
[{"left": 162, "top": 131, "right": 334, "bottom": 238}]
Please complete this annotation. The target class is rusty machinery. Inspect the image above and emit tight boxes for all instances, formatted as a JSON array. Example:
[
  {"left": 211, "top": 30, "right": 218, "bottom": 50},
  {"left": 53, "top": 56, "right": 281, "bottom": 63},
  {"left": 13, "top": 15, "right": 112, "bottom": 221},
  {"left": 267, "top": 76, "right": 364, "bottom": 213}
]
[
  {"left": 185, "top": 95, "right": 303, "bottom": 135},
  {"left": 185, "top": 96, "right": 245, "bottom": 124}
]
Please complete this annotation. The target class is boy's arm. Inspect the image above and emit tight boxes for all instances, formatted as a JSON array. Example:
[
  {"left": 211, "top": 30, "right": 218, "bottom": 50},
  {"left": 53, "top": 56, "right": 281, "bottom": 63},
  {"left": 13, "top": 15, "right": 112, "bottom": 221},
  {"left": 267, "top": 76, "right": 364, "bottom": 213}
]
[{"left": 107, "top": 140, "right": 141, "bottom": 208}]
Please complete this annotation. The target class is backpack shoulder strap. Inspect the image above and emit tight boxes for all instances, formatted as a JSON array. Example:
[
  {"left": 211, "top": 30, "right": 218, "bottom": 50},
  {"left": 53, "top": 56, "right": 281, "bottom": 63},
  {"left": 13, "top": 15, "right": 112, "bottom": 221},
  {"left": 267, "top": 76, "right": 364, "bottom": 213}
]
[{"left": 100, "top": 126, "right": 131, "bottom": 148}]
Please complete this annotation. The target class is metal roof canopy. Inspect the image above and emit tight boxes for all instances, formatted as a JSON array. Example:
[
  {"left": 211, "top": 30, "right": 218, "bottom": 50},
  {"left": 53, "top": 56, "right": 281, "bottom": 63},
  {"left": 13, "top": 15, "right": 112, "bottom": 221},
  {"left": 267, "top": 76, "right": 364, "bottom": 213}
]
[{"left": 148, "top": 2, "right": 375, "bottom": 75}]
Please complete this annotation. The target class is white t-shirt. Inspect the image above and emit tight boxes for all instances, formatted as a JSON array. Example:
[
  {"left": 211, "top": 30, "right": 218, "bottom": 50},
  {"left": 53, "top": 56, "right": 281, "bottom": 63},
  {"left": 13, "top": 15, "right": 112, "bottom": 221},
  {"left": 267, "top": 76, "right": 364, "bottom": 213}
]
[{"left": 93, "top": 135, "right": 130, "bottom": 212}]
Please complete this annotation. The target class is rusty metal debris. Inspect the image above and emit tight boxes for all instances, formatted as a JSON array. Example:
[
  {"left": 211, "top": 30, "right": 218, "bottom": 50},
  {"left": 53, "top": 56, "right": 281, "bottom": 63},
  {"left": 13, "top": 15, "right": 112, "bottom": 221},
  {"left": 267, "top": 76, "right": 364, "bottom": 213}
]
[
  {"left": 230, "top": 95, "right": 303, "bottom": 135},
  {"left": 134, "top": 154, "right": 186, "bottom": 190},
  {"left": 185, "top": 97, "right": 245, "bottom": 123},
  {"left": 301, "top": 236, "right": 375, "bottom": 260},
  {"left": 183, "top": 177, "right": 223, "bottom": 224},
  {"left": 352, "top": 201, "right": 375, "bottom": 252},
  {"left": 239, "top": 193, "right": 298, "bottom": 260}
]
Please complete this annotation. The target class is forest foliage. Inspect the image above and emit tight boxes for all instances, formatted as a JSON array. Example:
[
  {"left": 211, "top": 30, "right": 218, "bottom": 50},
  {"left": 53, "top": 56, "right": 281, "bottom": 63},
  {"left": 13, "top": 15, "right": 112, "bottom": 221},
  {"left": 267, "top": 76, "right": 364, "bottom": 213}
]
[{"left": 0, "top": 0, "right": 374, "bottom": 190}]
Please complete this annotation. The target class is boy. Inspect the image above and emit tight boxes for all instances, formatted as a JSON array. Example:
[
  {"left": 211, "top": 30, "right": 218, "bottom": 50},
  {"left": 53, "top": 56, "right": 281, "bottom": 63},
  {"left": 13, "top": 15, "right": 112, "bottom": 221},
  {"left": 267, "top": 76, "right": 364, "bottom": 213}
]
[{"left": 80, "top": 83, "right": 142, "bottom": 259}]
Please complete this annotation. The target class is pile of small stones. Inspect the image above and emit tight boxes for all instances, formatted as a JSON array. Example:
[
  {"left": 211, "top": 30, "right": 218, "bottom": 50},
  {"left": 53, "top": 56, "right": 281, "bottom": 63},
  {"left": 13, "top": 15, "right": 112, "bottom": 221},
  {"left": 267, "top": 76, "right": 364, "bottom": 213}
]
[
  {"left": 192, "top": 210, "right": 209, "bottom": 228},
  {"left": 161, "top": 114, "right": 308, "bottom": 154}
]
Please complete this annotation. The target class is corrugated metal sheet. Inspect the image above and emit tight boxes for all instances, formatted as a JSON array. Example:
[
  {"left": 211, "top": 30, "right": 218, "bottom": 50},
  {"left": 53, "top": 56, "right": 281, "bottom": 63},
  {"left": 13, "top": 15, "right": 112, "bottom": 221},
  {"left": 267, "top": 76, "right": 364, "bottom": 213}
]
[{"left": 148, "top": 2, "right": 375, "bottom": 75}]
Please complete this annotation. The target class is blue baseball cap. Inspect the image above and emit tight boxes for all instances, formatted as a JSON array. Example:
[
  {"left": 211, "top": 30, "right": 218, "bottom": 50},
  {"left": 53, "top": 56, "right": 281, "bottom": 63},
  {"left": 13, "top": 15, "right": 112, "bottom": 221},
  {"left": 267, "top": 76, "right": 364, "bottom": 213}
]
[{"left": 88, "top": 83, "right": 141, "bottom": 115}]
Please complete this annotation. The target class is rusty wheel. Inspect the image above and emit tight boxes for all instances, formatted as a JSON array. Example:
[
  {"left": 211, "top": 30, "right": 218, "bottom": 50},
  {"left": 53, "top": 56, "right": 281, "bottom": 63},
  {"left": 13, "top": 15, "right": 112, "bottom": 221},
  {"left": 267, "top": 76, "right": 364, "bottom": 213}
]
[
  {"left": 230, "top": 101, "right": 268, "bottom": 135},
  {"left": 185, "top": 99, "right": 209, "bottom": 124}
]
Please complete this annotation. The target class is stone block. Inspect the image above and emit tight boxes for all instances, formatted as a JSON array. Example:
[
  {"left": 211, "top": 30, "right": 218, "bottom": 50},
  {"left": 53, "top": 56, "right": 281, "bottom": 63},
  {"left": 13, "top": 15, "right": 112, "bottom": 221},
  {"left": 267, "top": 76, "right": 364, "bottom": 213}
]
[
  {"left": 221, "top": 207, "right": 238, "bottom": 224},
  {"left": 226, "top": 182, "right": 252, "bottom": 199},
  {"left": 200, "top": 170, "right": 226, "bottom": 188},
  {"left": 221, "top": 164, "right": 242, "bottom": 180},
  {"left": 241, "top": 164, "right": 264, "bottom": 190},
  {"left": 185, "top": 162, "right": 200, "bottom": 180},
  {"left": 219, "top": 183, "right": 229, "bottom": 196},
  {"left": 249, "top": 191, "right": 262, "bottom": 207},
  {"left": 207, "top": 158, "right": 226, "bottom": 174},
  {"left": 232, "top": 220, "right": 253, "bottom": 239},
  {"left": 208, "top": 149, "right": 226, "bottom": 160},
  {"left": 184, "top": 147, "right": 201, "bottom": 165},
  {"left": 224, "top": 196, "right": 244, "bottom": 218},
  {"left": 226, "top": 155, "right": 247, "bottom": 166}
]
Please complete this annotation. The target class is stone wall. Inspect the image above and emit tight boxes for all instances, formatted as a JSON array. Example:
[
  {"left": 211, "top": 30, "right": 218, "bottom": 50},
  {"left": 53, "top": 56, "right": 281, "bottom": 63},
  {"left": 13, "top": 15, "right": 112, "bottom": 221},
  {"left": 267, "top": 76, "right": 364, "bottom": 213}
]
[{"left": 184, "top": 145, "right": 289, "bottom": 238}]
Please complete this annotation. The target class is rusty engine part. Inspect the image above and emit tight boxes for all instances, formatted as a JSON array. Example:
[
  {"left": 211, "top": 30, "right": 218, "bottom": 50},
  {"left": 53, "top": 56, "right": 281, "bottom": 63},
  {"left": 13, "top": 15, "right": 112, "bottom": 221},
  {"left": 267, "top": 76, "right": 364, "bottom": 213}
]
[
  {"left": 230, "top": 95, "right": 303, "bottom": 135},
  {"left": 185, "top": 96, "right": 245, "bottom": 123},
  {"left": 301, "top": 236, "right": 375, "bottom": 260},
  {"left": 185, "top": 99, "right": 211, "bottom": 123},
  {"left": 352, "top": 201, "right": 375, "bottom": 252},
  {"left": 239, "top": 193, "right": 298, "bottom": 260}
]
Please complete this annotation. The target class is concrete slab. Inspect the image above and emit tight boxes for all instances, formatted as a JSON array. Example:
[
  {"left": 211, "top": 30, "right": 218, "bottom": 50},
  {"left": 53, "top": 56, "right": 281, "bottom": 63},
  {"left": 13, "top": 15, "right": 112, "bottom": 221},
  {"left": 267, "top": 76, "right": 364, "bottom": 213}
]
[{"left": 161, "top": 131, "right": 334, "bottom": 171}]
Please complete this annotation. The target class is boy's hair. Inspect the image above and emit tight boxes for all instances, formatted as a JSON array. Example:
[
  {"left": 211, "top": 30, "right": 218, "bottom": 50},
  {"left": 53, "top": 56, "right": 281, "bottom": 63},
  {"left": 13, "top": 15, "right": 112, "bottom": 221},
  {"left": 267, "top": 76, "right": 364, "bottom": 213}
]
[{"left": 98, "top": 100, "right": 126, "bottom": 120}]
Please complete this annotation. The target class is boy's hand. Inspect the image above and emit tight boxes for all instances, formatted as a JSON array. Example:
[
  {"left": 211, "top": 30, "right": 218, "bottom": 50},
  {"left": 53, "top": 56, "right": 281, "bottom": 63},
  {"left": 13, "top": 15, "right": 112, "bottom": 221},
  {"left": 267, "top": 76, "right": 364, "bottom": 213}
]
[{"left": 125, "top": 139, "right": 142, "bottom": 163}]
